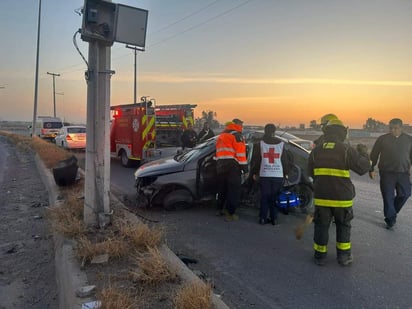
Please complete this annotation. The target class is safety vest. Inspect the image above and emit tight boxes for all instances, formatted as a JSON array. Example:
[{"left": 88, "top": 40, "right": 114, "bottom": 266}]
[
  {"left": 215, "top": 123, "right": 247, "bottom": 166},
  {"left": 310, "top": 141, "right": 354, "bottom": 207},
  {"left": 259, "top": 141, "right": 284, "bottom": 177}
]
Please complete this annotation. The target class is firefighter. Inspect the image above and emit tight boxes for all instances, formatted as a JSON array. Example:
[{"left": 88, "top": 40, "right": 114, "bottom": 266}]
[
  {"left": 249, "top": 123, "right": 293, "bottom": 225},
  {"left": 308, "top": 119, "right": 370, "bottom": 266},
  {"left": 313, "top": 113, "right": 339, "bottom": 147},
  {"left": 215, "top": 119, "right": 248, "bottom": 222}
]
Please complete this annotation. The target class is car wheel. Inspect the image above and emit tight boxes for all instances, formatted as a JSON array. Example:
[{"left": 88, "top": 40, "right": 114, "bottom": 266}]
[
  {"left": 296, "top": 183, "right": 314, "bottom": 212},
  {"left": 163, "top": 189, "right": 193, "bottom": 211},
  {"left": 120, "top": 150, "right": 131, "bottom": 168}
]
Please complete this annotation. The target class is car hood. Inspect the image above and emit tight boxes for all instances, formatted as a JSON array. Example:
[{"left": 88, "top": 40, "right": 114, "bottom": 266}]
[{"left": 134, "top": 157, "right": 185, "bottom": 178}]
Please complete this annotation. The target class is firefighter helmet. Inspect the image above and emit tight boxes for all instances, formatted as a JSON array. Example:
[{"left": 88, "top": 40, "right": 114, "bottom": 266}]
[
  {"left": 325, "top": 118, "right": 345, "bottom": 127},
  {"left": 320, "top": 113, "right": 338, "bottom": 126}
]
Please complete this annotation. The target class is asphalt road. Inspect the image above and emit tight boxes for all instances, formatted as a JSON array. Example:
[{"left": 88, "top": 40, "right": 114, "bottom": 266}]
[{"left": 110, "top": 156, "right": 412, "bottom": 309}]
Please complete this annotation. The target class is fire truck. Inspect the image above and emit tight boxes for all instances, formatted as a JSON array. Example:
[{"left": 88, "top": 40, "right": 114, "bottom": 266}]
[
  {"left": 110, "top": 101, "right": 157, "bottom": 167},
  {"left": 155, "top": 104, "right": 197, "bottom": 146}
]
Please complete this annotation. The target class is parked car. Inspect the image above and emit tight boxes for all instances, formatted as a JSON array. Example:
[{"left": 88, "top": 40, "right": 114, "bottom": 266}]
[
  {"left": 55, "top": 126, "right": 86, "bottom": 150},
  {"left": 245, "top": 130, "right": 314, "bottom": 151},
  {"left": 134, "top": 135, "right": 313, "bottom": 211}
]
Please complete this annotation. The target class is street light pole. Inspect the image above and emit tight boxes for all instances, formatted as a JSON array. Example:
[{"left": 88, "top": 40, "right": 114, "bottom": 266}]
[
  {"left": 126, "top": 45, "right": 143, "bottom": 104},
  {"left": 31, "top": 0, "right": 42, "bottom": 138},
  {"left": 47, "top": 72, "right": 60, "bottom": 117}
]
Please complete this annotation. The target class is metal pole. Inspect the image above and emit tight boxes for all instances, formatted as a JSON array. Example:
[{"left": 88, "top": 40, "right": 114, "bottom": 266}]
[
  {"left": 126, "top": 45, "right": 142, "bottom": 103},
  {"left": 31, "top": 0, "right": 42, "bottom": 137},
  {"left": 47, "top": 72, "right": 60, "bottom": 117}
]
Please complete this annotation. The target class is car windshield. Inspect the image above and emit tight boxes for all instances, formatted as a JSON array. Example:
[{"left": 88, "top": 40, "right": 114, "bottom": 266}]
[
  {"left": 276, "top": 131, "right": 299, "bottom": 140},
  {"left": 174, "top": 138, "right": 215, "bottom": 163},
  {"left": 68, "top": 127, "right": 86, "bottom": 134},
  {"left": 43, "top": 122, "right": 62, "bottom": 129}
]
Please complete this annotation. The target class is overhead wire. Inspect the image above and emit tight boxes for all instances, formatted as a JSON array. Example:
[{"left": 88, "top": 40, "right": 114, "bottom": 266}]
[
  {"left": 149, "top": 0, "right": 253, "bottom": 48},
  {"left": 58, "top": 1, "right": 253, "bottom": 74}
]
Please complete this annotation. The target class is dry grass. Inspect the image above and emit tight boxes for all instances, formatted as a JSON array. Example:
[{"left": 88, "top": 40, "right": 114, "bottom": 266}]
[
  {"left": 116, "top": 219, "right": 164, "bottom": 250},
  {"left": 75, "top": 236, "right": 129, "bottom": 263},
  {"left": 131, "top": 247, "right": 178, "bottom": 285},
  {"left": 174, "top": 281, "right": 213, "bottom": 309},
  {"left": 45, "top": 184, "right": 87, "bottom": 238},
  {"left": 0, "top": 132, "right": 70, "bottom": 168},
  {"left": 98, "top": 286, "right": 137, "bottom": 309}
]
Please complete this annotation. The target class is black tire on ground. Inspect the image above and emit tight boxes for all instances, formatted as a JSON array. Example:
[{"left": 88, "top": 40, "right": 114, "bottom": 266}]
[
  {"left": 163, "top": 189, "right": 193, "bottom": 211},
  {"left": 296, "top": 183, "right": 314, "bottom": 212},
  {"left": 120, "top": 150, "right": 131, "bottom": 168}
]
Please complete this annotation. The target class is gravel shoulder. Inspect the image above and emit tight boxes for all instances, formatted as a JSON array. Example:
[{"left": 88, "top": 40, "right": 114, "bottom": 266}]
[{"left": 0, "top": 136, "right": 58, "bottom": 309}]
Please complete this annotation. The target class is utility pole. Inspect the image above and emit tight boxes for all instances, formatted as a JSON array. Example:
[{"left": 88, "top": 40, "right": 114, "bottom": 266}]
[
  {"left": 47, "top": 72, "right": 60, "bottom": 117},
  {"left": 31, "top": 0, "right": 42, "bottom": 138},
  {"left": 126, "top": 45, "right": 143, "bottom": 103}
]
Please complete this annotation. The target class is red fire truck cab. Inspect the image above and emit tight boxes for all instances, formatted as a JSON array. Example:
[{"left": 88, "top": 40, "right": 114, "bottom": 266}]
[
  {"left": 110, "top": 102, "right": 157, "bottom": 167},
  {"left": 155, "top": 104, "right": 197, "bottom": 147}
]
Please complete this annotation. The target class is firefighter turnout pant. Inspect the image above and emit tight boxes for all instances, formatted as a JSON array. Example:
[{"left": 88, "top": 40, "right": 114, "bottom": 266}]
[{"left": 313, "top": 206, "right": 354, "bottom": 259}]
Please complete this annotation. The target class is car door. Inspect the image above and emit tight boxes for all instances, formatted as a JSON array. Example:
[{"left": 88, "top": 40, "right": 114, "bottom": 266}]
[{"left": 197, "top": 150, "right": 217, "bottom": 200}]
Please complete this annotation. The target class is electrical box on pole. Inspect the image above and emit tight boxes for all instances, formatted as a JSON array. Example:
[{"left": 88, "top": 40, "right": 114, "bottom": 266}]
[{"left": 81, "top": 0, "right": 148, "bottom": 49}]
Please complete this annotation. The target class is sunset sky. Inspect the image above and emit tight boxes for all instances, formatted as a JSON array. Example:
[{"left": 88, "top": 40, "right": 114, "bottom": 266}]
[{"left": 1, "top": 0, "right": 411, "bottom": 128}]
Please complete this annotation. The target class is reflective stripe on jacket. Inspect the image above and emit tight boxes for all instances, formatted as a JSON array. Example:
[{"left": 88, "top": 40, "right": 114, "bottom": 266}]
[
  {"left": 216, "top": 122, "right": 247, "bottom": 166},
  {"left": 308, "top": 141, "right": 356, "bottom": 207}
]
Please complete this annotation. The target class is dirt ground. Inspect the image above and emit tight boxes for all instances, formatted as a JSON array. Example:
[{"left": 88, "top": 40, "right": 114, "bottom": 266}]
[{"left": 0, "top": 136, "right": 58, "bottom": 308}]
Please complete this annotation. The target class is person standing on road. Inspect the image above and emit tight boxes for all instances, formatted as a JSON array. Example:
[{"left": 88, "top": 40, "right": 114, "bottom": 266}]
[
  {"left": 215, "top": 119, "right": 248, "bottom": 222},
  {"left": 250, "top": 123, "right": 293, "bottom": 225},
  {"left": 180, "top": 123, "right": 197, "bottom": 150},
  {"left": 308, "top": 119, "right": 370, "bottom": 266},
  {"left": 198, "top": 122, "right": 215, "bottom": 143},
  {"left": 369, "top": 118, "right": 412, "bottom": 230},
  {"left": 313, "top": 113, "right": 339, "bottom": 147}
]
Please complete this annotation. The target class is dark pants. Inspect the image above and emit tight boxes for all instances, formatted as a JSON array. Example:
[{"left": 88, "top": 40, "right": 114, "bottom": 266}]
[
  {"left": 379, "top": 171, "right": 411, "bottom": 225},
  {"left": 313, "top": 206, "right": 353, "bottom": 259},
  {"left": 259, "top": 177, "right": 283, "bottom": 221},
  {"left": 216, "top": 167, "right": 241, "bottom": 215}
]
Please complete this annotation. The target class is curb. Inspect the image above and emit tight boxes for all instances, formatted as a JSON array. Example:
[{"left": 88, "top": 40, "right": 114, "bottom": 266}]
[{"left": 34, "top": 155, "right": 229, "bottom": 309}]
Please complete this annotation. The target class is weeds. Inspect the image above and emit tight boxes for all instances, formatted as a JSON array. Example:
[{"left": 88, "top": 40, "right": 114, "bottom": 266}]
[
  {"left": 131, "top": 247, "right": 178, "bottom": 285},
  {"left": 174, "top": 281, "right": 213, "bottom": 309},
  {"left": 116, "top": 219, "right": 164, "bottom": 249},
  {"left": 98, "top": 286, "right": 137, "bottom": 309},
  {"left": 75, "top": 236, "right": 129, "bottom": 263}
]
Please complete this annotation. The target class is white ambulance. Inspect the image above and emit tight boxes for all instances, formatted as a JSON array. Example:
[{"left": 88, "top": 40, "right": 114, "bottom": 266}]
[{"left": 34, "top": 116, "right": 63, "bottom": 141}]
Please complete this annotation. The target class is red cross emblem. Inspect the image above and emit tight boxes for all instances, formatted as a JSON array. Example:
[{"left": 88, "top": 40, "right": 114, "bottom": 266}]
[{"left": 263, "top": 148, "right": 280, "bottom": 163}]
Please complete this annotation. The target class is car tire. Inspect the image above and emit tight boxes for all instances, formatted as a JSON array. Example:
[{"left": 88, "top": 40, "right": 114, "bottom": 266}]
[
  {"left": 163, "top": 189, "right": 193, "bottom": 211},
  {"left": 295, "top": 183, "right": 314, "bottom": 212},
  {"left": 120, "top": 150, "right": 131, "bottom": 168}
]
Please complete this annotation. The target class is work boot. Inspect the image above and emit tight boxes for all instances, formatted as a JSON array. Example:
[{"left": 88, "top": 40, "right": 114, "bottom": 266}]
[
  {"left": 314, "top": 257, "right": 326, "bottom": 266},
  {"left": 215, "top": 209, "right": 228, "bottom": 216},
  {"left": 224, "top": 214, "right": 239, "bottom": 222},
  {"left": 337, "top": 254, "right": 353, "bottom": 266},
  {"left": 259, "top": 218, "right": 266, "bottom": 225}
]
